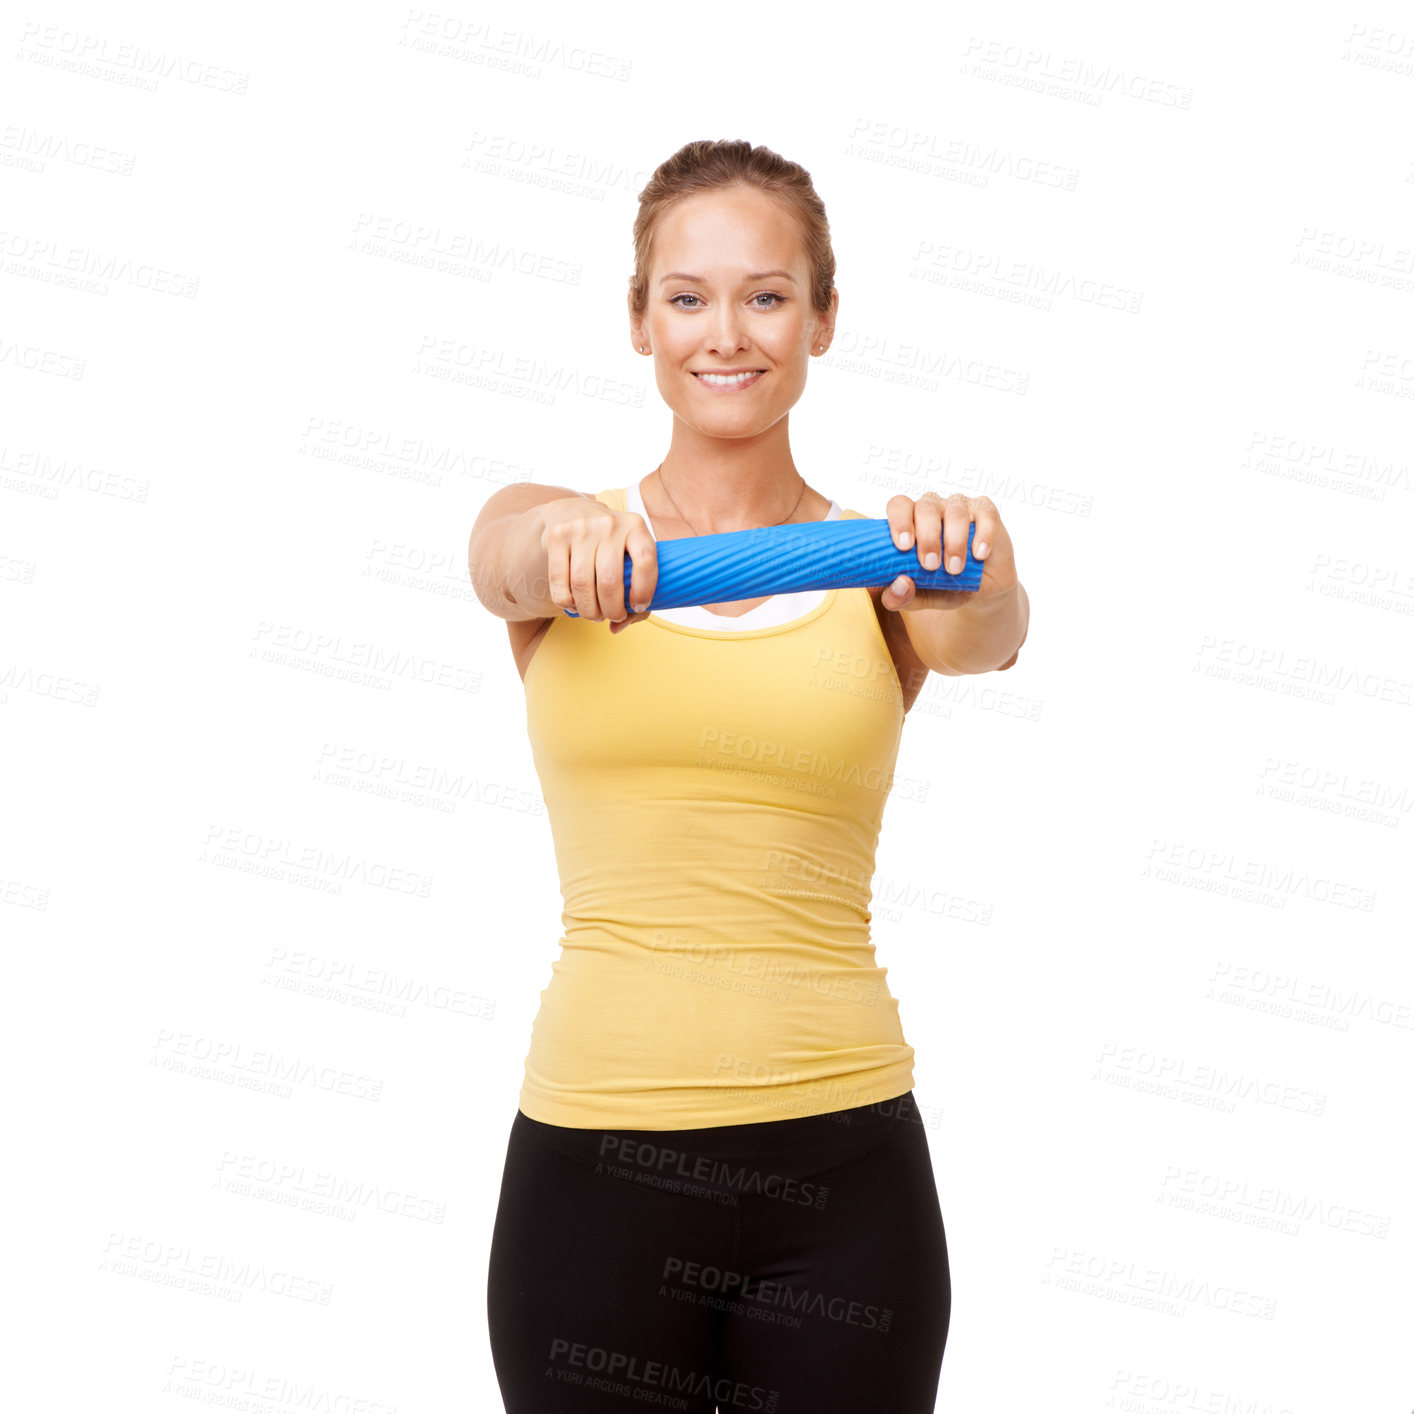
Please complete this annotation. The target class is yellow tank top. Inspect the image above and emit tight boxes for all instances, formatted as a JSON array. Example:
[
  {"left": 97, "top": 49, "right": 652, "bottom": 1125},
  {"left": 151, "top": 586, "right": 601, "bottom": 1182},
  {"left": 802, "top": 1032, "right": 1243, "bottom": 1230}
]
[{"left": 517, "top": 486, "right": 917, "bottom": 1129}]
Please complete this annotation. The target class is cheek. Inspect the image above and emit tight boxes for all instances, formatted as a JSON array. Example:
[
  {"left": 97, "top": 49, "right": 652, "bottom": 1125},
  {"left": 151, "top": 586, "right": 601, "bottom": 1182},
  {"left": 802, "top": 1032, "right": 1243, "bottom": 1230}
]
[
  {"left": 759, "top": 325, "right": 806, "bottom": 362},
  {"left": 656, "top": 326, "right": 696, "bottom": 360}
]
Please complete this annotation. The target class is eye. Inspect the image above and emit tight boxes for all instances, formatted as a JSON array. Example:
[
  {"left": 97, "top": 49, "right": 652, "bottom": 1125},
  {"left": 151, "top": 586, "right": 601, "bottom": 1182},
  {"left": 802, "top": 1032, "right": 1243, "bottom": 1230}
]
[{"left": 668, "top": 292, "right": 787, "bottom": 311}]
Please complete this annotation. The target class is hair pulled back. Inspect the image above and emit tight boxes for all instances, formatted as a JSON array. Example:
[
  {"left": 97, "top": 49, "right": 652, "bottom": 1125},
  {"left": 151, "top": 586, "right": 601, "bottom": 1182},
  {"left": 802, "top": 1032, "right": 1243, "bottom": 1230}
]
[{"left": 628, "top": 139, "right": 836, "bottom": 319}]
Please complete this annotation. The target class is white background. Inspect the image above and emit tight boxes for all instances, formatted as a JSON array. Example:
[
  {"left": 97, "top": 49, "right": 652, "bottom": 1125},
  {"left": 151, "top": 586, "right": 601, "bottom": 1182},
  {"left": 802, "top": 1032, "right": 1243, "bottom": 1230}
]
[{"left": 4, "top": 2, "right": 1412, "bottom": 1411}]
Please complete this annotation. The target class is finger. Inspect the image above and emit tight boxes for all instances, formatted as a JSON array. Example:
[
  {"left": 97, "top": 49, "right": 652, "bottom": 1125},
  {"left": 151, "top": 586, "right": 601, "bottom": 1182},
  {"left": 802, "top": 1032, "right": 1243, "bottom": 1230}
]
[
  {"left": 611, "top": 605, "right": 651, "bottom": 633},
  {"left": 970, "top": 495, "right": 999, "bottom": 561},
  {"left": 543, "top": 525, "right": 574, "bottom": 616},
  {"left": 625, "top": 524, "right": 658, "bottom": 616},
  {"left": 914, "top": 494, "right": 944, "bottom": 573},
  {"left": 942, "top": 494, "right": 971, "bottom": 577},
  {"left": 970, "top": 512, "right": 994, "bottom": 562},
  {"left": 884, "top": 494, "right": 916, "bottom": 551},
  {"left": 568, "top": 524, "right": 605, "bottom": 619},
  {"left": 596, "top": 530, "right": 631, "bottom": 622},
  {"left": 881, "top": 573, "right": 915, "bottom": 612}
]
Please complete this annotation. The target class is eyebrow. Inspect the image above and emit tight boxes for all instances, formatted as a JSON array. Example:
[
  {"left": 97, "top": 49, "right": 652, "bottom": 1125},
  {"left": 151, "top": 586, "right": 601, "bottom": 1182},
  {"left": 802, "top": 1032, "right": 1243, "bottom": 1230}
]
[{"left": 658, "top": 270, "right": 798, "bottom": 285}]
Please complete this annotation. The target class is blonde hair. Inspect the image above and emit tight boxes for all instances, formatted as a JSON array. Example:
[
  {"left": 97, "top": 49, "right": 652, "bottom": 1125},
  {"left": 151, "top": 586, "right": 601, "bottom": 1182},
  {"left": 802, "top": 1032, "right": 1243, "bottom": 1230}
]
[{"left": 628, "top": 139, "right": 836, "bottom": 319}]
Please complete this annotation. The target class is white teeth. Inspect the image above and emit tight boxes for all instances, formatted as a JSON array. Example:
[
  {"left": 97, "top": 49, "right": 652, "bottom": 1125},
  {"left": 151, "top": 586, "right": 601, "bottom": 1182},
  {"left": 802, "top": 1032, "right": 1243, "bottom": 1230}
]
[{"left": 697, "top": 370, "right": 763, "bottom": 386}]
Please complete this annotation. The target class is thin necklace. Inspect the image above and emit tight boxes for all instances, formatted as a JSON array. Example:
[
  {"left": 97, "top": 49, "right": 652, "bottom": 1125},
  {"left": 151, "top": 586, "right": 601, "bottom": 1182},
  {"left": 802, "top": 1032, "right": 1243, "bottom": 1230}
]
[{"left": 650, "top": 461, "right": 807, "bottom": 538}]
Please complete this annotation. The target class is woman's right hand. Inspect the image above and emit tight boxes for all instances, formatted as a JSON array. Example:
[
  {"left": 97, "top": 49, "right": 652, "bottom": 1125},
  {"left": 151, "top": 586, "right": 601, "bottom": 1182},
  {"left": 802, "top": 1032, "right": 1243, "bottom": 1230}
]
[{"left": 534, "top": 497, "right": 658, "bottom": 633}]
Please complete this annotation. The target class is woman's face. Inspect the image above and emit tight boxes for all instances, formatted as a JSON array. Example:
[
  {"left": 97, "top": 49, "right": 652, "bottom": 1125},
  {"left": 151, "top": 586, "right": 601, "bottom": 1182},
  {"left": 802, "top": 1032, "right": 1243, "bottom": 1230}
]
[{"left": 630, "top": 185, "right": 837, "bottom": 441}]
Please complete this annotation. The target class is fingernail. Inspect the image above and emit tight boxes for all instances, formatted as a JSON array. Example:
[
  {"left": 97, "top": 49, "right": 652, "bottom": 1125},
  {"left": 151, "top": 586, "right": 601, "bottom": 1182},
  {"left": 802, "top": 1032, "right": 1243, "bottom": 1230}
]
[
  {"left": 973, "top": 541, "right": 988, "bottom": 559},
  {"left": 892, "top": 575, "right": 908, "bottom": 593},
  {"left": 898, "top": 531, "right": 913, "bottom": 549},
  {"left": 948, "top": 556, "right": 963, "bottom": 575},
  {"left": 923, "top": 551, "right": 940, "bottom": 570}
]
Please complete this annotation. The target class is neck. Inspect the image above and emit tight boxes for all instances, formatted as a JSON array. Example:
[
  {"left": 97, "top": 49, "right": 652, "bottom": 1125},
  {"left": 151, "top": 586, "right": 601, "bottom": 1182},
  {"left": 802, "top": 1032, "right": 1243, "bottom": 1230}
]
[{"left": 651, "top": 421, "right": 814, "bottom": 534}]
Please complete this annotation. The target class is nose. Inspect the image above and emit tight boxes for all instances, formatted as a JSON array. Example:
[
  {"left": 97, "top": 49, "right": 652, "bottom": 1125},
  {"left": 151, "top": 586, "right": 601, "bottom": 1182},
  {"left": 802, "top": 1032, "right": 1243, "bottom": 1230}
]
[{"left": 704, "top": 305, "right": 749, "bottom": 358}]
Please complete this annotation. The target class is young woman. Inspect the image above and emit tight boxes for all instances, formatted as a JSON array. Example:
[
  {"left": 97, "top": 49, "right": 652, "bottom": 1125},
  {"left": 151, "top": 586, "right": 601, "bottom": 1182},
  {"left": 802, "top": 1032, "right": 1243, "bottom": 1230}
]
[{"left": 472, "top": 139, "right": 1029, "bottom": 1413}]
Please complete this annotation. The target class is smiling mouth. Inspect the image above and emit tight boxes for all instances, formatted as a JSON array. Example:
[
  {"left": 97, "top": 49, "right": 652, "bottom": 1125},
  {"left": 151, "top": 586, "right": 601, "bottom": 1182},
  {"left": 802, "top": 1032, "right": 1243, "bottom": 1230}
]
[{"left": 693, "top": 370, "right": 767, "bottom": 390}]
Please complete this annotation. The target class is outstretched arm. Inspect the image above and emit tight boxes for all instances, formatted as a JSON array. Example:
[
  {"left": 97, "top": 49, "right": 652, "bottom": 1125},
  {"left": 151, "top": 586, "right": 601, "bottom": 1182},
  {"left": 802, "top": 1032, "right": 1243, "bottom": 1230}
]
[
  {"left": 468, "top": 482, "right": 595, "bottom": 620},
  {"left": 878, "top": 491, "right": 1029, "bottom": 676}
]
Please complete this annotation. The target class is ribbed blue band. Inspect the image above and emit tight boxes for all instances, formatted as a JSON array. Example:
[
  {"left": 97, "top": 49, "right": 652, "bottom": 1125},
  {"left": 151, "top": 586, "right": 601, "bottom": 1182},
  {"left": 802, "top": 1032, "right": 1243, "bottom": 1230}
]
[{"left": 564, "top": 517, "right": 982, "bottom": 616}]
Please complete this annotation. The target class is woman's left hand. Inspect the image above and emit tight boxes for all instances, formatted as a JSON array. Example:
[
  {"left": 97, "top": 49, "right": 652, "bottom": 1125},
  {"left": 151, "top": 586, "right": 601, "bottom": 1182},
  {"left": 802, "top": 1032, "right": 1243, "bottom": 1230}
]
[{"left": 879, "top": 491, "right": 1019, "bottom": 614}]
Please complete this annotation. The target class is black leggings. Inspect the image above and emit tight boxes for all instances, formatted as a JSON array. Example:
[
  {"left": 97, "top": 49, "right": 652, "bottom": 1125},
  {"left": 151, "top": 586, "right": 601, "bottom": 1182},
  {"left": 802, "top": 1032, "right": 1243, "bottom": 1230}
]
[{"left": 486, "top": 1090, "right": 950, "bottom": 1413}]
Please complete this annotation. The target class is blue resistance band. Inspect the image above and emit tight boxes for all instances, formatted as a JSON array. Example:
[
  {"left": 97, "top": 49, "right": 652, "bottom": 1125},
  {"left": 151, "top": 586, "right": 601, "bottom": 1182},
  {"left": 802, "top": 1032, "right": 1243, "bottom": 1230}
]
[{"left": 563, "top": 517, "right": 983, "bottom": 616}]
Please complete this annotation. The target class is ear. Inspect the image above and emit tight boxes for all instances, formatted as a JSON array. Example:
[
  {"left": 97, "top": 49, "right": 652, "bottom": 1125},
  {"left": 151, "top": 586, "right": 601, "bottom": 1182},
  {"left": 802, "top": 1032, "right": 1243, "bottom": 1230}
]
[
  {"left": 817, "top": 286, "right": 840, "bottom": 350},
  {"left": 627, "top": 290, "right": 645, "bottom": 354}
]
